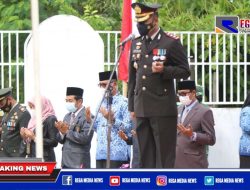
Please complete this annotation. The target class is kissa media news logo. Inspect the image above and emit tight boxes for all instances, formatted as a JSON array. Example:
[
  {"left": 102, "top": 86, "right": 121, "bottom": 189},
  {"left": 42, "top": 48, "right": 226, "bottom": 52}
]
[
  {"left": 215, "top": 16, "right": 239, "bottom": 33},
  {"left": 204, "top": 176, "right": 214, "bottom": 186},
  {"left": 109, "top": 176, "right": 120, "bottom": 186},
  {"left": 156, "top": 175, "right": 167, "bottom": 186},
  {"left": 215, "top": 16, "right": 250, "bottom": 33},
  {"left": 62, "top": 175, "right": 73, "bottom": 186}
]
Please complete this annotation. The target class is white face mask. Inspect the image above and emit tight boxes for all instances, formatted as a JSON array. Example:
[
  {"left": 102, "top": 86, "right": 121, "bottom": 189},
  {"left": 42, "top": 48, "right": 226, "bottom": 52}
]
[
  {"left": 179, "top": 95, "right": 192, "bottom": 106},
  {"left": 65, "top": 102, "right": 77, "bottom": 113}
]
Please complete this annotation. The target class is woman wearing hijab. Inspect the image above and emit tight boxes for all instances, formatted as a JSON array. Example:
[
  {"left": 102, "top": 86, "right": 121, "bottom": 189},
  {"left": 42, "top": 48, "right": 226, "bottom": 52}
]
[
  {"left": 239, "top": 93, "right": 250, "bottom": 168},
  {"left": 20, "top": 96, "right": 58, "bottom": 161}
]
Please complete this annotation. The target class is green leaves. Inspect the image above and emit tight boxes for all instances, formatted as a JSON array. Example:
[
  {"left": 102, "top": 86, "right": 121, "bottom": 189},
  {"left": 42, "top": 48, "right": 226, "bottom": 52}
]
[{"left": 0, "top": 1, "right": 31, "bottom": 30}]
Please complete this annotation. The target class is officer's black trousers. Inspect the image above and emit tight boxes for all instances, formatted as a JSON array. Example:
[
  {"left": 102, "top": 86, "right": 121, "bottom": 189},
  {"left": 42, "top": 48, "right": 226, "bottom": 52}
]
[{"left": 136, "top": 116, "right": 177, "bottom": 168}]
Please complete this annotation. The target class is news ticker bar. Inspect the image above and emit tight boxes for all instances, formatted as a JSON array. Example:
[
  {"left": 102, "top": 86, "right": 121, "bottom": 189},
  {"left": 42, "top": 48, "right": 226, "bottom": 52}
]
[
  {"left": 56, "top": 170, "right": 250, "bottom": 189},
  {"left": 0, "top": 164, "right": 250, "bottom": 189}
]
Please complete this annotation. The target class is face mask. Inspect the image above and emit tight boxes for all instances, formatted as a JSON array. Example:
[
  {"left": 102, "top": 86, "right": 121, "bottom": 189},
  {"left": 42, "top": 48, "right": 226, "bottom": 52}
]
[
  {"left": 137, "top": 22, "right": 154, "bottom": 36},
  {"left": 179, "top": 95, "right": 192, "bottom": 106},
  {"left": 65, "top": 102, "right": 77, "bottom": 113},
  {"left": 0, "top": 99, "right": 12, "bottom": 113}
]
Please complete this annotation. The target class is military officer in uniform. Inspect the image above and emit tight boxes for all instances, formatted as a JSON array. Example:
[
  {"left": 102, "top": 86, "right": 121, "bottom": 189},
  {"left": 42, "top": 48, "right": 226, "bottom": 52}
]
[
  {"left": 128, "top": 2, "right": 190, "bottom": 168},
  {"left": 0, "top": 87, "right": 31, "bottom": 157}
]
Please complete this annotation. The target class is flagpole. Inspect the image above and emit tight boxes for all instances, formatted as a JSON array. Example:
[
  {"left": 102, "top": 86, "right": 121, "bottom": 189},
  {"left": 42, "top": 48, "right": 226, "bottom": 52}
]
[
  {"left": 30, "top": 0, "right": 43, "bottom": 160},
  {"left": 122, "top": 81, "right": 128, "bottom": 97}
]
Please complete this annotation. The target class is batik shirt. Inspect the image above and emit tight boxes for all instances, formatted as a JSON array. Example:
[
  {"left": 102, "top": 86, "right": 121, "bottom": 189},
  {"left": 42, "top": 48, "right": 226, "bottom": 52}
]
[
  {"left": 239, "top": 106, "right": 250, "bottom": 156},
  {"left": 94, "top": 92, "right": 132, "bottom": 161}
]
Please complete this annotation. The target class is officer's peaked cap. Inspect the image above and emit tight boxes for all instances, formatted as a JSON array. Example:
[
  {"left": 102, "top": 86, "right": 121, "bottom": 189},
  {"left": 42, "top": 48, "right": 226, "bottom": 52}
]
[
  {"left": 131, "top": 2, "right": 161, "bottom": 22},
  {"left": 0, "top": 87, "right": 13, "bottom": 101}
]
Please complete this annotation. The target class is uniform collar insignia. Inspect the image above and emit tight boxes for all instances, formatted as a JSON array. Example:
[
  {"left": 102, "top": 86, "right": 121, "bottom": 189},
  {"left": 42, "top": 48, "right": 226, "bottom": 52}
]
[
  {"left": 158, "top": 34, "right": 161, "bottom": 40},
  {"left": 134, "top": 5, "right": 141, "bottom": 14}
]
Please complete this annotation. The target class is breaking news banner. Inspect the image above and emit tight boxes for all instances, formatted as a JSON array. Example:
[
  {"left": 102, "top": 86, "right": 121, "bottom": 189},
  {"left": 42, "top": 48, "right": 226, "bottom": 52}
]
[
  {"left": 1, "top": 166, "right": 250, "bottom": 189},
  {"left": 0, "top": 159, "right": 59, "bottom": 181}
]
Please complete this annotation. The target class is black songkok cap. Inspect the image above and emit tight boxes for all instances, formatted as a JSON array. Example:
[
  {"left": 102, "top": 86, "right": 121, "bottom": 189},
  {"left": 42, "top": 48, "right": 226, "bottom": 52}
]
[
  {"left": 66, "top": 87, "right": 84, "bottom": 97},
  {"left": 99, "top": 71, "right": 117, "bottom": 81},
  {"left": 178, "top": 80, "right": 196, "bottom": 91}
]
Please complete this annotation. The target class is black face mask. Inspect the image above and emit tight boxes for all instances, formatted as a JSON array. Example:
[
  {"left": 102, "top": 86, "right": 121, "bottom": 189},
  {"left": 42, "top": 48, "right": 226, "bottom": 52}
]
[
  {"left": 137, "top": 22, "right": 154, "bottom": 36},
  {"left": 0, "top": 99, "right": 12, "bottom": 113}
]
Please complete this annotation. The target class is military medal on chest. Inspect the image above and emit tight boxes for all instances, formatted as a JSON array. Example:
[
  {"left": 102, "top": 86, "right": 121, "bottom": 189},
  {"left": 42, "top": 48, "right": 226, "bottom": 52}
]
[
  {"left": 132, "top": 41, "right": 142, "bottom": 70},
  {"left": 153, "top": 48, "right": 167, "bottom": 64},
  {"left": 7, "top": 116, "right": 16, "bottom": 131}
]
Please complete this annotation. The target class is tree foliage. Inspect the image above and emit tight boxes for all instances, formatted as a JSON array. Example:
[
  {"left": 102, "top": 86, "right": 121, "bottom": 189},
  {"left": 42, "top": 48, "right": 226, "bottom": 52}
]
[
  {"left": 0, "top": 0, "right": 121, "bottom": 30},
  {"left": 0, "top": 0, "right": 250, "bottom": 31}
]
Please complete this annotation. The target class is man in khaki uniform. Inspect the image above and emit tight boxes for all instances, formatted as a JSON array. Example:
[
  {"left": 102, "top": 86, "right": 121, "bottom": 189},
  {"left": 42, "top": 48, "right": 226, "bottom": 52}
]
[{"left": 0, "top": 87, "right": 31, "bottom": 157}]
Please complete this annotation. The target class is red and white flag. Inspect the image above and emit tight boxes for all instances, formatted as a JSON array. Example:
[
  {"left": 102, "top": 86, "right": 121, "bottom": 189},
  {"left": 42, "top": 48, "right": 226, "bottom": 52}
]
[{"left": 118, "top": 0, "right": 135, "bottom": 82}]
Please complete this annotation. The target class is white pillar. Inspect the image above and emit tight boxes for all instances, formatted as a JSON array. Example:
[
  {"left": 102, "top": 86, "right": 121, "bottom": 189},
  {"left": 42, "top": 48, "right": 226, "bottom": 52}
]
[{"left": 30, "top": 0, "right": 43, "bottom": 160}]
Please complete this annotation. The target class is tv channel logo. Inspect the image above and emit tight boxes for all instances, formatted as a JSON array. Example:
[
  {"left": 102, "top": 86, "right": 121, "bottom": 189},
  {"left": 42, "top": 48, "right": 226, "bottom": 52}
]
[
  {"left": 62, "top": 175, "right": 73, "bottom": 186},
  {"left": 109, "top": 176, "right": 120, "bottom": 186},
  {"left": 215, "top": 16, "right": 239, "bottom": 33},
  {"left": 156, "top": 175, "right": 167, "bottom": 186},
  {"left": 204, "top": 176, "right": 214, "bottom": 186}
]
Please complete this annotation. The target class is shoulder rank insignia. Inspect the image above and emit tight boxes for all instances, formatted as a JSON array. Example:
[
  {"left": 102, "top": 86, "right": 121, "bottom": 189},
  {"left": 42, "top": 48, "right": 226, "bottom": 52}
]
[
  {"left": 136, "top": 41, "right": 142, "bottom": 46},
  {"left": 19, "top": 106, "right": 26, "bottom": 112},
  {"left": 134, "top": 35, "right": 142, "bottom": 40},
  {"left": 165, "top": 32, "right": 179, "bottom": 40}
]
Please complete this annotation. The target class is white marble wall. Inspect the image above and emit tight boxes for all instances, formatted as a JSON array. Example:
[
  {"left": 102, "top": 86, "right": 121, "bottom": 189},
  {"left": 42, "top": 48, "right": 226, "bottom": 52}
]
[{"left": 208, "top": 108, "right": 241, "bottom": 168}]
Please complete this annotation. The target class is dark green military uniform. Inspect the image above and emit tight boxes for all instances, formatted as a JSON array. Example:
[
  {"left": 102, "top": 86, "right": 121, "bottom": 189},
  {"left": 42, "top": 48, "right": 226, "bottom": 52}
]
[
  {"left": 128, "top": 3, "right": 190, "bottom": 168},
  {"left": 0, "top": 88, "right": 31, "bottom": 157}
]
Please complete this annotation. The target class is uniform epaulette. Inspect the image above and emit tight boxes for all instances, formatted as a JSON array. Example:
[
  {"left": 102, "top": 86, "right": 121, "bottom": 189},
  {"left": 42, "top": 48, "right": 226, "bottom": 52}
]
[
  {"left": 19, "top": 105, "right": 27, "bottom": 112},
  {"left": 165, "top": 32, "right": 179, "bottom": 40}
]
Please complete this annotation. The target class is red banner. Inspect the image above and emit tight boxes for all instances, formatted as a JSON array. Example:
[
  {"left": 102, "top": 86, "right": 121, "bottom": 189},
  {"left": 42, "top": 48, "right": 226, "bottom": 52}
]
[
  {"left": 0, "top": 162, "right": 56, "bottom": 175},
  {"left": 118, "top": 0, "right": 132, "bottom": 82}
]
